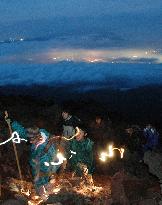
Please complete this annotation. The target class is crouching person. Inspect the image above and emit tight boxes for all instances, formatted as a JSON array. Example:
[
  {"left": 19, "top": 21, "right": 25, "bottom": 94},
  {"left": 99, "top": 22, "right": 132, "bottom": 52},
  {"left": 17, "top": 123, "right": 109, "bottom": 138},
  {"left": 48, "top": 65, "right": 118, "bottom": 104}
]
[
  {"left": 8, "top": 120, "right": 61, "bottom": 200},
  {"left": 69, "top": 125, "right": 94, "bottom": 185}
]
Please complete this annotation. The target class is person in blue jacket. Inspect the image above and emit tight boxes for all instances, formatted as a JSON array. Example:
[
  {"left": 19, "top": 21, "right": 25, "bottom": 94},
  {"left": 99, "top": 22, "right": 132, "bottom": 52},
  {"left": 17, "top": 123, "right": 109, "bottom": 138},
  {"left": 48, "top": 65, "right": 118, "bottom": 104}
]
[
  {"left": 8, "top": 120, "right": 61, "bottom": 198},
  {"left": 143, "top": 124, "right": 159, "bottom": 152}
]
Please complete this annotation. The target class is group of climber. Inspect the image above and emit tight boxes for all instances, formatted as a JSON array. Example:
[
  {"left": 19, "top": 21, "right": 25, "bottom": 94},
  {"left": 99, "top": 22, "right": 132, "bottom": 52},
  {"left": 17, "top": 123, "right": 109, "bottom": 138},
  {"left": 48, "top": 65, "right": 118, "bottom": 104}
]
[
  {"left": 4, "top": 108, "right": 94, "bottom": 198},
  {"left": 125, "top": 123, "right": 160, "bottom": 162},
  {"left": 3, "top": 108, "right": 160, "bottom": 199}
]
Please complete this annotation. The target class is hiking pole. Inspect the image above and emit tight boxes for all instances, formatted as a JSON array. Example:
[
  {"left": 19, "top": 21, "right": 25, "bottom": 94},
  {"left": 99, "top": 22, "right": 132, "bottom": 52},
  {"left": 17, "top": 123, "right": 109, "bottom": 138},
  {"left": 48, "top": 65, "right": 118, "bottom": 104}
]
[{"left": 4, "top": 111, "right": 24, "bottom": 188}]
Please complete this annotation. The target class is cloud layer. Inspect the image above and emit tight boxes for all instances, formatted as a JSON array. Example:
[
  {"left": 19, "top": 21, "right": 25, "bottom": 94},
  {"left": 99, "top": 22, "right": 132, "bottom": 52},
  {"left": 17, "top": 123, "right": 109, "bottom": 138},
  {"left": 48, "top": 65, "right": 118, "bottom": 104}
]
[{"left": 0, "top": 63, "right": 162, "bottom": 91}]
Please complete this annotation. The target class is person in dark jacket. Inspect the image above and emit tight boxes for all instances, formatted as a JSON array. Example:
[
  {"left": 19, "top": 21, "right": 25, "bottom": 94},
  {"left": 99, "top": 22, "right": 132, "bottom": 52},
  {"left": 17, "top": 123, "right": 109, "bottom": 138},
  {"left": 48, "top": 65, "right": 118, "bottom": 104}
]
[
  {"left": 125, "top": 125, "right": 143, "bottom": 153},
  {"left": 89, "top": 115, "right": 113, "bottom": 168},
  {"left": 125, "top": 125, "right": 144, "bottom": 162},
  {"left": 90, "top": 115, "right": 112, "bottom": 145},
  {"left": 61, "top": 108, "right": 81, "bottom": 138},
  {"left": 60, "top": 108, "right": 81, "bottom": 166}
]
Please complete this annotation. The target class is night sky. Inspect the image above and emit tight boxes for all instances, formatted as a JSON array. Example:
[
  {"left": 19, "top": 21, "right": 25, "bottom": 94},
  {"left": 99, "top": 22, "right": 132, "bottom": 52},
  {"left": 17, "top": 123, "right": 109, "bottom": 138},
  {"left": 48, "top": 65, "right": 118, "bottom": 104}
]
[{"left": 0, "top": 0, "right": 162, "bottom": 90}]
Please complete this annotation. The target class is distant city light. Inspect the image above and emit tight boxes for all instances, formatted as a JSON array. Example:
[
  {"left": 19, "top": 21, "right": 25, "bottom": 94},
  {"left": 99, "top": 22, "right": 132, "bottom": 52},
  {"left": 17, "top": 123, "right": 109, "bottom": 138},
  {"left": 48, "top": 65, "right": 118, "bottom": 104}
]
[{"left": 0, "top": 47, "right": 161, "bottom": 64}]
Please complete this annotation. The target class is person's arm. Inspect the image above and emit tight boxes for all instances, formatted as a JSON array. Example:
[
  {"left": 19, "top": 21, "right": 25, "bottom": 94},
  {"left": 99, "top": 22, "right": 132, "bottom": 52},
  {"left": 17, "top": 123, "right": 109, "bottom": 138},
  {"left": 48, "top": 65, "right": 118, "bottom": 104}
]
[
  {"left": 11, "top": 121, "right": 27, "bottom": 140},
  {"left": 85, "top": 138, "right": 94, "bottom": 152},
  {"left": 84, "top": 139, "right": 94, "bottom": 173},
  {"left": 4, "top": 111, "right": 27, "bottom": 140},
  {"left": 69, "top": 140, "right": 78, "bottom": 171}
]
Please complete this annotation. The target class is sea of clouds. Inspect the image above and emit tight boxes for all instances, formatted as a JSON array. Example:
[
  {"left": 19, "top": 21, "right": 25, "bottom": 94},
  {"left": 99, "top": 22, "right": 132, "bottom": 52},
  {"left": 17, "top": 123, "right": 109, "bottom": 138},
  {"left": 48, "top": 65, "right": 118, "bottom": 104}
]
[{"left": 0, "top": 63, "right": 162, "bottom": 92}]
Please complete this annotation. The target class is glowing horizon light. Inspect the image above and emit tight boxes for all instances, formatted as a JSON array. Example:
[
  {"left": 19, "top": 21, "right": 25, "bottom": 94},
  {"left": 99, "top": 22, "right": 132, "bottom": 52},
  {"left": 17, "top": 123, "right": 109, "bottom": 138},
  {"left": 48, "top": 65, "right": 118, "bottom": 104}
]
[
  {"left": 20, "top": 38, "right": 24, "bottom": 41},
  {"left": 85, "top": 58, "right": 104, "bottom": 63},
  {"left": 47, "top": 48, "right": 162, "bottom": 64},
  {"left": 1, "top": 47, "right": 162, "bottom": 64}
]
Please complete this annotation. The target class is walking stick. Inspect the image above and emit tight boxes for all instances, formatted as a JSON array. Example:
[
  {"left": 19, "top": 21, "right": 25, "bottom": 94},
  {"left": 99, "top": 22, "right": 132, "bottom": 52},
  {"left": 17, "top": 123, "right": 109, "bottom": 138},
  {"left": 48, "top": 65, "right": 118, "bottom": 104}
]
[{"left": 4, "top": 111, "right": 24, "bottom": 189}]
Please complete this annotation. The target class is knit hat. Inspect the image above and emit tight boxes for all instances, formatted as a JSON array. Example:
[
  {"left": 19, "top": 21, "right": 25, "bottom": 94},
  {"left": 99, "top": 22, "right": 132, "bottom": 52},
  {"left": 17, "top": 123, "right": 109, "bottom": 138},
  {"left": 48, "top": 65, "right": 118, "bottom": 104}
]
[
  {"left": 26, "top": 126, "right": 40, "bottom": 138},
  {"left": 77, "top": 124, "right": 88, "bottom": 134}
]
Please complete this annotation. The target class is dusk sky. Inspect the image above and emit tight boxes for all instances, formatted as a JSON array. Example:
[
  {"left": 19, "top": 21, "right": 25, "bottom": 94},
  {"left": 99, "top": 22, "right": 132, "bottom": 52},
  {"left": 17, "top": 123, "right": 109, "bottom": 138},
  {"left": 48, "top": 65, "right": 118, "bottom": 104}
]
[
  {"left": 0, "top": 0, "right": 162, "bottom": 89},
  {"left": 1, "top": 0, "right": 162, "bottom": 22}
]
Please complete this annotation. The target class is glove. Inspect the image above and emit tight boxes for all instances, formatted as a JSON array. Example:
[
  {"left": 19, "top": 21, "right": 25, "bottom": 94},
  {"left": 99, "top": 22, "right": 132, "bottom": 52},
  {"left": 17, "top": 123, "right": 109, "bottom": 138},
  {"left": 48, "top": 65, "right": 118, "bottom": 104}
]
[{"left": 5, "top": 118, "right": 11, "bottom": 124}]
